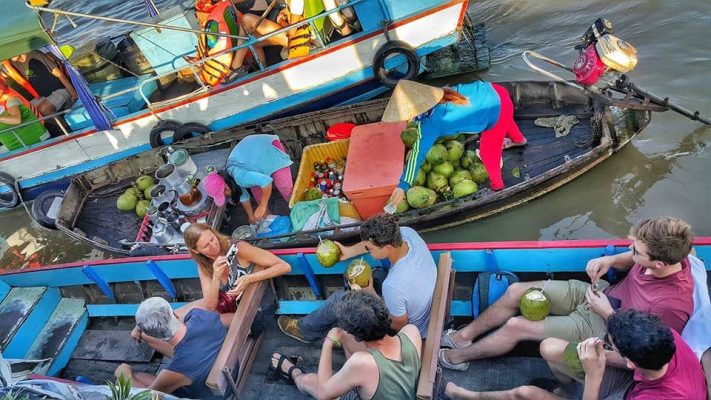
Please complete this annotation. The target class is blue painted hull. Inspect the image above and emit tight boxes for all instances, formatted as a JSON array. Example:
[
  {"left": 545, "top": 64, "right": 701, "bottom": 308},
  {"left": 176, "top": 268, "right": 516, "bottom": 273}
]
[{"left": 1, "top": 238, "right": 708, "bottom": 318}]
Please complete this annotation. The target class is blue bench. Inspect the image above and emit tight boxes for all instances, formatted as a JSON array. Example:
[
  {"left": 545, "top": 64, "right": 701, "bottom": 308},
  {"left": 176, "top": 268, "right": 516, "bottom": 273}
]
[{"left": 64, "top": 75, "right": 158, "bottom": 131}]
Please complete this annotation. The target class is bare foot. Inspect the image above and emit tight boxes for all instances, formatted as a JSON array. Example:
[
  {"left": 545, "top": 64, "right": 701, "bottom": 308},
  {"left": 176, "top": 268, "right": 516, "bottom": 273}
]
[
  {"left": 503, "top": 138, "right": 528, "bottom": 149},
  {"left": 445, "top": 381, "right": 463, "bottom": 399},
  {"left": 114, "top": 363, "right": 133, "bottom": 380}
]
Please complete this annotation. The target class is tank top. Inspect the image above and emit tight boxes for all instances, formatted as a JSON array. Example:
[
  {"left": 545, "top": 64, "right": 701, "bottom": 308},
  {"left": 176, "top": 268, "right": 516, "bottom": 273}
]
[
  {"left": 219, "top": 260, "right": 255, "bottom": 292},
  {"left": 366, "top": 332, "right": 421, "bottom": 400}
]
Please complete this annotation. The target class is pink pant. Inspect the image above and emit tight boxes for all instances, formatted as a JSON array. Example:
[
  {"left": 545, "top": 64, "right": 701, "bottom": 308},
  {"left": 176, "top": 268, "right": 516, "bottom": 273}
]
[
  {"left": 479, "top": 83, "right": 526, "bottom": 191},
  {"left": 251, "top": 140, "right": 294, "bottom": 203}
]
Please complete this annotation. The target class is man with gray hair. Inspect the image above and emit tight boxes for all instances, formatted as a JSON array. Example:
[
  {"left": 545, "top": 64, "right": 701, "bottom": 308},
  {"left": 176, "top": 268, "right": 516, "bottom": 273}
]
[{"left": 114, "top": 297, "right": 227, "bottom": 398}]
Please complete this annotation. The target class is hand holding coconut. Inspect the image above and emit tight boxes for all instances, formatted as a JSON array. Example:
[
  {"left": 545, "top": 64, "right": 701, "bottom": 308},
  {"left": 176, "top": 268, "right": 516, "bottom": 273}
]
[
  {"left": 585, "top": 285, "right": 614, "bottom": 320},
  {"left": 577, "top": 337, "right": 606, "bottom": 379}
]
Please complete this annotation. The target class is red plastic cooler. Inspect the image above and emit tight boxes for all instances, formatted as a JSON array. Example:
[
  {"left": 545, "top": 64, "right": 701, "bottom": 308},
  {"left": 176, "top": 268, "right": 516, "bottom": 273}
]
[{"left": 343, "top": 121, "right": 407, "bottom": 220}]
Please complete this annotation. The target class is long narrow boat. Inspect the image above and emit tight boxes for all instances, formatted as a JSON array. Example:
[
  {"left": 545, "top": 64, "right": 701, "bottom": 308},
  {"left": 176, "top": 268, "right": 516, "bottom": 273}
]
[
  {"left": 54, "top": 80, "right": 652, "bottom": 255},
  {"left": 0, "top": 0, "right": 475, "bottom": 206},
  {"left": 0, "top": 238, "right": 709, "bottom": 398}
]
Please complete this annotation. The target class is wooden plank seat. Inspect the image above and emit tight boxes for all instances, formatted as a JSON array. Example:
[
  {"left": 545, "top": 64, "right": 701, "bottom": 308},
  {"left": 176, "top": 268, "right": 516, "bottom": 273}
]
[
  {"left": 417, "top": 252, "right": 455, "bottom": 400},
  {"left": 206, "top": 267, "right": 273, "bottom": 398}
]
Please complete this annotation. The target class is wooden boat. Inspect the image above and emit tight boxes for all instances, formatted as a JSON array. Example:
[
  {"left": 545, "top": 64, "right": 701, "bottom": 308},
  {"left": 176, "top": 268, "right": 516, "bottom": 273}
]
[
  {"left": 55, "top": 80, "right": 652, "bottom": 255},
  {"left": 0, "top": 0, "right": 475, "bottom": 207},
  {"left": 0, "top": 238, "right": 708, "bottom": 398}
]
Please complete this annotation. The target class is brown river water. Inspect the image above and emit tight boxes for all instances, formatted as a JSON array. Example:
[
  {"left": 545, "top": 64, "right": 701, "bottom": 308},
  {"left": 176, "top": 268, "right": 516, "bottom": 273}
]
[{"left": 0, "top": 0, "right": 709, "bottom": 269}]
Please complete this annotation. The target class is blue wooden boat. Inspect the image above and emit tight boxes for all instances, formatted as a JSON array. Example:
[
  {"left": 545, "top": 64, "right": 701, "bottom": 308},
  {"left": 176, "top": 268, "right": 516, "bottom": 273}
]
[
  {"left": 0, "top": 0, "right": 476, "bottom": 208},
  {"left": 0, "top": 237, "right": 708, "bottom": 398}
]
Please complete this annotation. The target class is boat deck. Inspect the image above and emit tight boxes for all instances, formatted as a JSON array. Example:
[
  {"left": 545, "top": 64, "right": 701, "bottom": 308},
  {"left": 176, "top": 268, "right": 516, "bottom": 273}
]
[{"left": 60, "top": 317, "right": 556, "bottom": 398}]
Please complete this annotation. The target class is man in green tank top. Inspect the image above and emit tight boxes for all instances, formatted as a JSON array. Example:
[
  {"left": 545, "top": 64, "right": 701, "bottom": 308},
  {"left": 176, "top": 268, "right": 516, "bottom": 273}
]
[{"left": 270, "top": 291, "right": 422, "bottom": 399}]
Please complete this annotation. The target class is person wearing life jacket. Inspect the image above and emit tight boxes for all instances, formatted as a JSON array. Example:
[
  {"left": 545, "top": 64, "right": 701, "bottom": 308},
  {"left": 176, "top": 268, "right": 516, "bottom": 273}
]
[
  {"left": 9, "top": 51, "right": 77, "bottom": 116},
  {"left": 193, "top": 0, "right": 287, "bottom": 86},
  {"left": 0, "top": 80, "right": 49, "bottom": 152},
  {"left": 277, "top": 0, "right": 355, "bottom": 59}
]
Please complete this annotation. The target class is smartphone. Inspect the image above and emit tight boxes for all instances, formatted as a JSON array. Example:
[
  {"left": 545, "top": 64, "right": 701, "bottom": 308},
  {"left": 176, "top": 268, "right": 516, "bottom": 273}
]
[
  {"left": 225, "top": 244, "right": 238, "bottom": 267},
  {"left": 606, "top": 295, "right": 622, "bottom": 310}
]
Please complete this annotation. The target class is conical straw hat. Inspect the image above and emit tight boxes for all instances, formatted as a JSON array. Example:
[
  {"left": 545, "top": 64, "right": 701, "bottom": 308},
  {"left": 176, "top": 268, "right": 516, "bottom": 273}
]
[{"left": 381, "top": 80, "right": 445, "bottom": 122}]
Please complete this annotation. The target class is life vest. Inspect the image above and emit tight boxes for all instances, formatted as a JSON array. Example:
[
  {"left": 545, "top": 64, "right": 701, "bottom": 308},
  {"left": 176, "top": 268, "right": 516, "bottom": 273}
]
[
  {"left": 1, "top": 60, "right": 40, "bottom": 99},
  {"left": 0, "top": 90, "right": 47, "bottom": 151},
  {"left": 197, "top": 1, "right": 243, "bottom": 86}
]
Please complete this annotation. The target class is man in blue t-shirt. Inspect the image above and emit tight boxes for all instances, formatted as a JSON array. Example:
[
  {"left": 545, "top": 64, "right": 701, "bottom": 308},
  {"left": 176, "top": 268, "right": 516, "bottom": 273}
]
[
  {"left": 114, "top": 297, "right": 227, "bottom": 399},
  {"left": 277, "top": 214, "right": 437, "bottom": 342}
]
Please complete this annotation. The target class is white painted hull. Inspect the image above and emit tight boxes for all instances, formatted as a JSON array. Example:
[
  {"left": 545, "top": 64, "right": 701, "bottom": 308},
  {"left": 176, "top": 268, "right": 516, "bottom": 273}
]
[{"left": 0, "top": 1, "right": 467, "bottom": 200}]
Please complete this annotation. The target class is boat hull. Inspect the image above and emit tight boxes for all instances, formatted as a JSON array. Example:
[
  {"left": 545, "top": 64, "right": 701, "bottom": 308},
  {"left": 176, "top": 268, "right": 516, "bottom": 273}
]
[{"left": 0, "top": 0, "right": 469, "bottom": 204}]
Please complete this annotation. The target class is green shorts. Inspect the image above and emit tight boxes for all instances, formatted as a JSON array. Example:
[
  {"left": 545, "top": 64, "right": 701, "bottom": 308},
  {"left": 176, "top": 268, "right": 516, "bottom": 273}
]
[{"left": 542, "top": 279, "right": 610, "bottom": 342}]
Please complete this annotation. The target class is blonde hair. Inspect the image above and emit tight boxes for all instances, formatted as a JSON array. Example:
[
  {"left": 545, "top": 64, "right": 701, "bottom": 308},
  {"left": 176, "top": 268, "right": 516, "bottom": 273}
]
[
  {"left": 183, "top": 223, "right": 231, "bottom": 276},
  {"left": 440, "top": 87, "right": 470, "bottom": 106},
  {"left": 629, "top": 217, "right": 693, "bottom": 264}
]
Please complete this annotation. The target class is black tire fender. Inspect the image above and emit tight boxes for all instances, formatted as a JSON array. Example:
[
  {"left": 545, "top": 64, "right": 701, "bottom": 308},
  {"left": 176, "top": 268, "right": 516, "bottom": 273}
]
[
  {"left": 372, "top": 40, "right": 420, "bottom": 88},
  {"left": 31, "top": 189, "right": 64, "bottom": 229},
  {"left": 149, "top": 119, "right": 182, "bottom": 148},
  {"left": 172, "top": 122, "right": 212, "bottom": 144},
  {"left": 0, "top": 172, "right": 20, "bottom": 209}
]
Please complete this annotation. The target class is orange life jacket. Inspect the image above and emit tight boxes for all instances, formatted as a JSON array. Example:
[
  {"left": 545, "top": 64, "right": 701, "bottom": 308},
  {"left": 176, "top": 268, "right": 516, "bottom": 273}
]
[
  {"left": 197, "top": 1, "right": 243, "bottom": 86},
  {"left": 1, "top": 60, "right": 40, "bottom": 99}
]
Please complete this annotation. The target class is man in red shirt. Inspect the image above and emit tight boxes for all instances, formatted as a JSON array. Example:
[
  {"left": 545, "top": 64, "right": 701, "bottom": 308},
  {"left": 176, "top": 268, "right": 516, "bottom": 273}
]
[
  {"left": 443, "top": 310, "right": 707, "bottom": 400},
  {"left": 440, "top": 217, "right": 695, "bottom": 370}
]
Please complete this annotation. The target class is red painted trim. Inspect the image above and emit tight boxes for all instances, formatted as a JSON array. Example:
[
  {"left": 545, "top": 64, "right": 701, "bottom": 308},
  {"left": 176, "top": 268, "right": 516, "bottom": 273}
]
[
  {"left": 0, "top": 1, "right": 465, "bottom": 163},
  {"left": 457, "top": 0, "right": 469, "bottom": 30},
  {"left": 3, "top": 236, "right": 710, "bottom": 276}
]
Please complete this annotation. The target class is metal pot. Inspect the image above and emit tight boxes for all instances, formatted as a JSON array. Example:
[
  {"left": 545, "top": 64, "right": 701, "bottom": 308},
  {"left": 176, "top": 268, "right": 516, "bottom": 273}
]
[
  {"left": 152, "top": 219, "right": 177, "bottom": 244},
  {"left": 155, "top": 163, "right": 184, "bottom": 190},
  {"left": 150, "top": 184, "right": 175, "bottom": 205}
]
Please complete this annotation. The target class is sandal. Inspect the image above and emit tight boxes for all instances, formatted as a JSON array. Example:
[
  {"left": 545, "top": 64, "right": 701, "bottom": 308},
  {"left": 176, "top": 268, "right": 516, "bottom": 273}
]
[
  {"left": 268, "top": 352, "right": 304, "bottom": 385},
  {"left": 222, "top": 66, "right": 249, "bottom": 84}
]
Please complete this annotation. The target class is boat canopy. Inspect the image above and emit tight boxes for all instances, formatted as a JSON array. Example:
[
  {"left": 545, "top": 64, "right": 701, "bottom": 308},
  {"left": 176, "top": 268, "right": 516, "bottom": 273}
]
[{"left": 0, "top": 1, "right": 52, "bottom": 61}]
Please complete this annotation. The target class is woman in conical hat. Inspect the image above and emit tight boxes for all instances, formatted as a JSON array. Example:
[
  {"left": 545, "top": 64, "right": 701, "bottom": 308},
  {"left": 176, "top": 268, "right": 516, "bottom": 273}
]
[{"left": 383, "top": 80, "right": 527, "bottom": 205}]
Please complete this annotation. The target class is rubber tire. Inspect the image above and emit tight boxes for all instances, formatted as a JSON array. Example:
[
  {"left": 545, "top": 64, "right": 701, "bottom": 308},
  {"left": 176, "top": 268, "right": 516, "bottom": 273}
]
[
  {"left": 31, "top": 189, "right": 63, "bottom": 229},
  {"left": 172, "top": 122, "right": 211, "bottom": 144},
  {"left": 149, "top": 119, "right": 182, "bottom": 148},
  {"left": 373, "top": 40, "right": 420, "bottom": 88},
  {"left": 0, "top": 172, "right": 19, "bottom": 209}
]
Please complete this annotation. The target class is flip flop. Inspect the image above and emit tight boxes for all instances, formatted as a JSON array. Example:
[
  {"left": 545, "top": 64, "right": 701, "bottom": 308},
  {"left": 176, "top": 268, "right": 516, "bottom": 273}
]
[{"left": 268, "top": 352, "right": 304, "bottom": 385}]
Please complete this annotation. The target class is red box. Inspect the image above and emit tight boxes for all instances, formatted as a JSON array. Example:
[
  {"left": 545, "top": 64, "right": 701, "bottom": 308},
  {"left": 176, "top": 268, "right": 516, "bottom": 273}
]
[{"left": 343, "top": 121, "right": 407, "bottom": 220}]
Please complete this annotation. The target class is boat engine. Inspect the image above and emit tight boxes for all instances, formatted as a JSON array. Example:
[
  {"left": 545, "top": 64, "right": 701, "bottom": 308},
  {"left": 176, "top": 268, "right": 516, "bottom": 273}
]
[{"left": 572, "top": 18, "right": 638, "bottom": 86}]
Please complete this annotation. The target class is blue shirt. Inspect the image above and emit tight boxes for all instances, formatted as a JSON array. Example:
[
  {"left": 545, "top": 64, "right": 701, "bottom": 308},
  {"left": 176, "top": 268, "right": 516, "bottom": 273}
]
[
  {"left": 167, "top": 309, "right": 226, "bottom": 399},
  {"left": 399, "top": 81, "right": 501, "bottom": 190},
  {"left": 381, "top": 227, "right": 437, "bottom": 337},
  {"left": 225, "top": 134, "right": 293, "bottom": 203}
]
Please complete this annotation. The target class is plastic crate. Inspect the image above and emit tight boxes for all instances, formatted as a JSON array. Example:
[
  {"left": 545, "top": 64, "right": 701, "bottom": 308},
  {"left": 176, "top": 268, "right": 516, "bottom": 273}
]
[{"left": 288, "top": 139, "right": 361, "bottom": 220}]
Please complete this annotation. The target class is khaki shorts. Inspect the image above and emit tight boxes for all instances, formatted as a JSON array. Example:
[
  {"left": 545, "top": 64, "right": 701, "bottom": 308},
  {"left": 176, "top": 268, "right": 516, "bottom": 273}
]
[
  {"left": 30, "top": 89, "right": 71, "bottom": 111},
  {"left": 575, "top": 367, "right": 633, "bottom": 400},
  {"left": 542, "top": 279, "right": 609, "bottom": 342}
]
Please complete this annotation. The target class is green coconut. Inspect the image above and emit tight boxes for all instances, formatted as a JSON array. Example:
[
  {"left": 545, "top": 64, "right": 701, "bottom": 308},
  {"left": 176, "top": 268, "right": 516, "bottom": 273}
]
[
  {"left": 395, "top": 199, "right": 410, "bottom": 213},
  {"left": 469, "top": 163, "right": 489, "bottom": 184},
  {"left": 400, "top": 127, "right": 419, "bottom": 148},
  {"left": 444, "top": 140, "right": 464, "bottom": 162},
  {"left": 519, "top": 288, "right": 551, "bottom": 321},
  {"left": 316, "top": 239, "right": 341, "bottom": 268},
  {"left": 563, "top": 341, "right": 586, "bottom": 379},
  {"left": 414, "top": 169, "right": 427, "bottom": 186},
  {"left": 425, "top": 144, "right": 447, "bottom": 165},
  {"left": 449, "top": 169, "right": 473, "bottom": 187},
  {"left": 421, "top": 161, "right": 432, "bottom": 173},
  {"left": 460, "top": 150, "right": 478, "bottom": 169},
  {"left": 135, "top": 199, "right": 150, "bottom": 218},
  {"left": 135, "top": 175, "right": 155, "bottom": 191},
  {"left": 345, "top": 258, "right": 372, "bottom": 288},
  {"left": 304, "top": 187, "right": 323, "bottom": 201},
  {"left": 453, "top": 179, "right": 478, "bottom": 198},
  {"left": 117, "top": 192, "right": 138, "bottom": 212},
  {"left": 406, "top": 186, "right": 437, "bottom": 209},
  {"left": 433, "top": 161, "right": 454, "bottom": 179},
  {"left": 144, "top": 184, "right": 156, "bottom": 200},
  {"left": 426, "top": 172, "right": 448, "bottom": 193}
]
